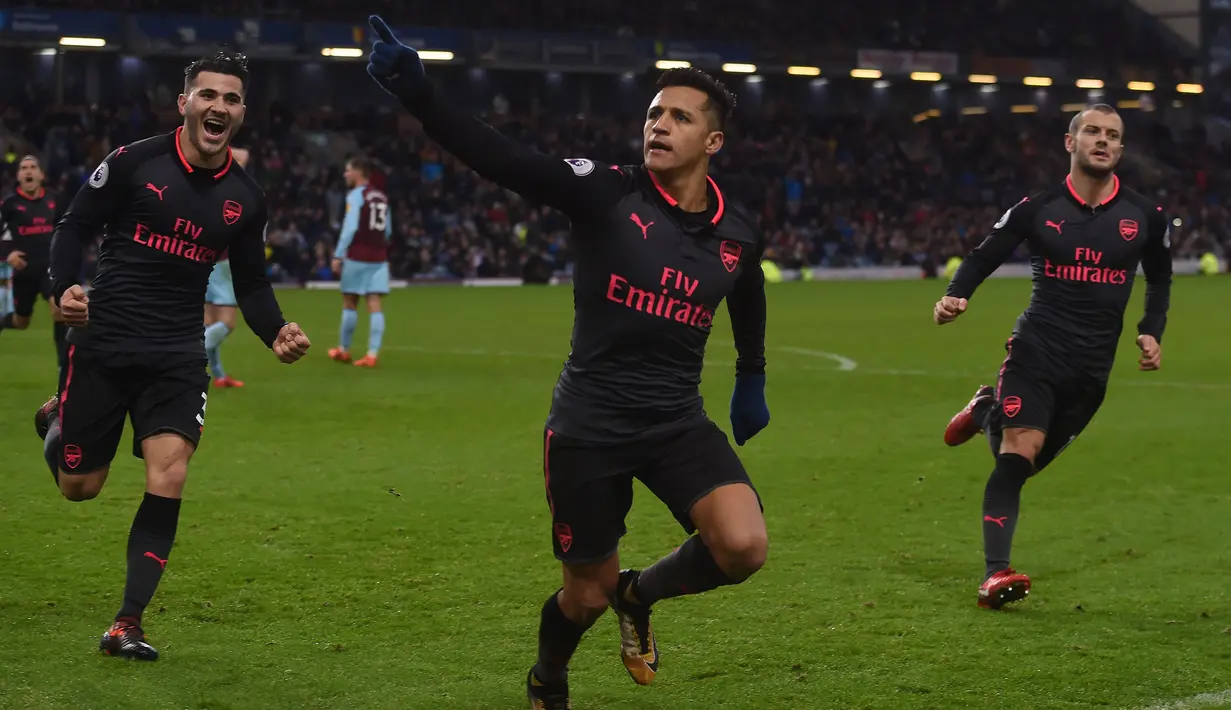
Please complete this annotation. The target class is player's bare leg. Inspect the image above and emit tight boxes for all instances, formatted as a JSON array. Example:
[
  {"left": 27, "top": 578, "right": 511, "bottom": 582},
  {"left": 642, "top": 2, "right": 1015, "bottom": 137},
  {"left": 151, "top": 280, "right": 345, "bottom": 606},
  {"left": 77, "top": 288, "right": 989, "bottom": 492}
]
[
  {"left": 528, "top": 554, "right": 618, "bottom": 709},
  {"left": 978, "top": 427, "right": 1042, "bottom": 610},
  {"left": 354, "top": 293, "right": 384, "bottom": 367},
  {"left": 329, "top": 293, "right": 359, "bottom": 363},
  {"left": 617, "top": 482, "right": 768, "bottom": 685},
  {"left": 204, "top": 303, "right": 243, "bottom": 388},
  {"left": 100, "top": 433, "right": 192, "bottom": 661}
]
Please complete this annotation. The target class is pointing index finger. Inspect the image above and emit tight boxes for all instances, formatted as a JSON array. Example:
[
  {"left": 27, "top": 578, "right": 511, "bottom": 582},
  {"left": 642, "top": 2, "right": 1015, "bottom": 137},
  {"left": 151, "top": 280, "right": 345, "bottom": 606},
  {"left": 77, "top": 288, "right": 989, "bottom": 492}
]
[{"left": 368, "top": 15, "right": 397, "bottom": 43}]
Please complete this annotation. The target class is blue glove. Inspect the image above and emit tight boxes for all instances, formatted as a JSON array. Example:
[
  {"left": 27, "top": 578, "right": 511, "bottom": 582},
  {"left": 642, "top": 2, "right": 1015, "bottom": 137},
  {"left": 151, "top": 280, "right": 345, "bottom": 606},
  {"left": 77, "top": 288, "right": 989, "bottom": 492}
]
[
  {"left": 730, "top": 374, "right": 769, "bottom": 446},
  {"left": 365, "top": 15, "right": 427, "bottom": 101}
]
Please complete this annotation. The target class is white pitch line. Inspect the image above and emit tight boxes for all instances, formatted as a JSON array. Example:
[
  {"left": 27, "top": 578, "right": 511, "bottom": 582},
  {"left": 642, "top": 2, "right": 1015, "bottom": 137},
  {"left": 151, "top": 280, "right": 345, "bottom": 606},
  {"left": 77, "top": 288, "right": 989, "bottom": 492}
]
[
  {"left": 778, "top": 347, "right": 859, "bottom": 371},
  {"left": 1134, "top": 689, "right": 1231, "bottom": 710}
]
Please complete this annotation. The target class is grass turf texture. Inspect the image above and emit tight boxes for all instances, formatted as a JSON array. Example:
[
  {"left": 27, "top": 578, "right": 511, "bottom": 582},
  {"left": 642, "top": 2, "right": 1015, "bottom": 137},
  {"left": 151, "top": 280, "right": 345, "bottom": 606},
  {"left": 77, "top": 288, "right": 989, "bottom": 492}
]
[{"left": 0, "top": 277, "right": 1228, "bottom": 710}]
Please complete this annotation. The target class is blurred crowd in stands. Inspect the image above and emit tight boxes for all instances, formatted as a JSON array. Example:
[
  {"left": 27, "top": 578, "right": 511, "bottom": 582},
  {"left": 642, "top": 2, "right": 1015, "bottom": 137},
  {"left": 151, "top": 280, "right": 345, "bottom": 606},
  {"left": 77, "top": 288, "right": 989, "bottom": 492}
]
[
  {"left": 0, "top": 0, "right": 1222, "bottom": 282},
  {"left": 4, "top": 90, "right": 1226, "bottom": 283}
]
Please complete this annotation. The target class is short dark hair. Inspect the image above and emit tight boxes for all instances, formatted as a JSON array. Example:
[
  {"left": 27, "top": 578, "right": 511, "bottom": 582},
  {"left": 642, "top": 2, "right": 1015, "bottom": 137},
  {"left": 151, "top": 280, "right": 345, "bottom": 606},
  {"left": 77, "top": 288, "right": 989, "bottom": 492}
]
[
  {"left": 346, "top": 155, "right": 372, "bottom": 176},
  {"left": 655, "top": 67, "right": 736, "bottom": 132},
  {"left": 184, "top": 48, "right": 250, "bottom": 93},
  {"left": 1068, "top": 103, "right": 1120, "bottom": 136}
]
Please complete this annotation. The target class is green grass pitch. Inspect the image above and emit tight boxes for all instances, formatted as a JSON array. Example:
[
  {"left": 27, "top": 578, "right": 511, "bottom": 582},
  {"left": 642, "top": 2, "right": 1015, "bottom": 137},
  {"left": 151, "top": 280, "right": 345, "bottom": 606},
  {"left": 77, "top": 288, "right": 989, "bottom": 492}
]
[{"left": 1, "top": 277, "right": 1228, "bottom": 710}]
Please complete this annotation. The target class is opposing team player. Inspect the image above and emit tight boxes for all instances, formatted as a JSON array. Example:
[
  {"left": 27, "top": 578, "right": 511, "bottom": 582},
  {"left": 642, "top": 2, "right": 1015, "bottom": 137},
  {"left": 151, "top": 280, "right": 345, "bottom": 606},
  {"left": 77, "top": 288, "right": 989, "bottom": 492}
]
[
  {"left": 327, "top": 155, "right": 391, "bottom": 367},
  {"left": 367, "top": 17, "right": 771, "bottom": 709},
  {"left": 0, "top": 155, "right": 70, "bottom": 367},
  {"left": 34, "top": 50, "right": 311, "bottom": 660},
  {"left": 203, "top": 145, "right": 252, "bottom": 388},
  {"left": 936, "top": 104, "right": 1172, "bottom": 610}
]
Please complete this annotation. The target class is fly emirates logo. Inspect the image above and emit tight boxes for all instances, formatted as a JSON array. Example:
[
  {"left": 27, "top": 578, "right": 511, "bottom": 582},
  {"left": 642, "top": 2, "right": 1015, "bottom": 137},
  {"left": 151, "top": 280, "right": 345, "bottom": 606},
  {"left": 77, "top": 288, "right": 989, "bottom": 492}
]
[
  {"left": 1045, "top": 247, "right": 1128, "bottom": 285},
  {"left": 606, "top": 266, "right": 715, "bottom": 328},
  {"left": 133, "top": 218, "right": 219, "bottom": 264}
]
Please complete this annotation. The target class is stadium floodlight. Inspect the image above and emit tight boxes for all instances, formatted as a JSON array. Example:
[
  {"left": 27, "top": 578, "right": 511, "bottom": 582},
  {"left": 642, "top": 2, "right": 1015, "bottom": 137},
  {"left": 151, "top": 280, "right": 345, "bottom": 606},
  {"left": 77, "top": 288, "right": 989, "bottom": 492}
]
[
  {"left": 1061, "top": 102, "right": 1088, "bottom": 112},
  {"left": 960, "top": 106, "right": 988, "bottom": 115},
  {"left": 968, "top": 74, "right": 997, "bottom": 84},
  {"left": 418, "top": 50, "right": 454, "bottom": 62},
  {"left": 787, "top": 66, "right": 821, "bottom": 76},
  {"left": 722, "top": 63, "right": 757, "bottom": 73},
  {"left": 1176, "top": 83, "right": 1203, "bottom": 94},
  {"left": 1117, "top": 99, "right": 1142, "bottom": 109},
  {"left": 1127, "top": 81, "right": 1155, "bottom": 92},
  {"left": 321, "top": 47, "right": 363, "bottom": 58},
  {"left": 1076, "top": 78, "right": 1104, "bottom": 89},
  {"left": 655, "top": 59, "right": 690, "bottom": 69},
  {"left": 910, "top": 71, "right": 941, "bottom": 82},
  {"left": 850, "top": 68, "right": 882, "bottom": 79},
  {"left": 1023, "top": 76, "right": 1052, "bottom": 86},
  {"left": 59, "top": 37, "right": 105, "bottom": 47},
  {"left": 1011, "top": 104, "right": 1038, "bottom": 113}
]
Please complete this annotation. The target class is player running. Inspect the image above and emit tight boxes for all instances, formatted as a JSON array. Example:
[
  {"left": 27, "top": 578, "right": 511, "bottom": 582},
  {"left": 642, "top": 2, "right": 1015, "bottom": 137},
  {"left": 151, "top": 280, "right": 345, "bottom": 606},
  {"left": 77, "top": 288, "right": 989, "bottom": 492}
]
[
  {"left": 33, "top": 50, "right": 311, "bottom": 661},
  {"left": 366, "top": 16, "right": 771, "bottom": 709},
  {"left": 0, "top": 155, "right": 70, "bottom": 367},
  {"left": 327, "top": 155, "right": 391, "bottom": 368},
  {"left": 936, "top": 104, "right": 1172, "bottom": 610},
  {"left": 203, "top": 145, "right": 252, "bottom": 388}
]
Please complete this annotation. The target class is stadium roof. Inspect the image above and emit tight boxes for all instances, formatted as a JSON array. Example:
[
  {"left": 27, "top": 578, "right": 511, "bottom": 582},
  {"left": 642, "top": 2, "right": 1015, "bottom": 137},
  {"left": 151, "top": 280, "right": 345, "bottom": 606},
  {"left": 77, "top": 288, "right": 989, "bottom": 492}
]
[{"left": 1128, "top": 0, "right": 1200, "bottom": 50}]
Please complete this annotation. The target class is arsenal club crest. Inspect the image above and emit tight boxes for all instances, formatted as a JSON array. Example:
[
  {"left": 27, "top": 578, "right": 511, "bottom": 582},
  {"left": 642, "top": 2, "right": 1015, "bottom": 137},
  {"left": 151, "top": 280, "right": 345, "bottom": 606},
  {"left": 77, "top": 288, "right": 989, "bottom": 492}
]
[
  {"left": 554, "top": 523, "right": 573, "bottom": 553},
  {"left": 1002, "top": 396, "right": 1022, "bottom": 418},
  {"left": 1119, "top": 219, "right": 1138, "bottom": 241},
  {"left": 719, "top": 240, "right": 742, "bottom": 273},
  {"left": 223, "top": 200, "right": 243, "bottom": 226},
  {"left": 64, "top": 444, "right": 82, "bottom": 469}
]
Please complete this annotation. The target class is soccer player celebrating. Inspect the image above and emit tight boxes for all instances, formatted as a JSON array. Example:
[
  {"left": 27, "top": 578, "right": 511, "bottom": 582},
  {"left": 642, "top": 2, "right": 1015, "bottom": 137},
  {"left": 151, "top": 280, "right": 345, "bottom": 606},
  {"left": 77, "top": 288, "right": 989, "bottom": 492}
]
[
  {"left": 203, "top": 145, "right": 252, "bottom": 388},
  {"left": 366, "top": 16, "right": 771, "bottom": 709},
  {"left": 0, "top": 155, "right": 70, "bottom": 367},
  {"left": 32, "top": 50, "right": 311, "bottom": 660},
  {"left": 936, "top": 104, "right": 1172, "bottom": 610},
  {"left": 327, "top": 155, "right": 391, "bottom": 367}
]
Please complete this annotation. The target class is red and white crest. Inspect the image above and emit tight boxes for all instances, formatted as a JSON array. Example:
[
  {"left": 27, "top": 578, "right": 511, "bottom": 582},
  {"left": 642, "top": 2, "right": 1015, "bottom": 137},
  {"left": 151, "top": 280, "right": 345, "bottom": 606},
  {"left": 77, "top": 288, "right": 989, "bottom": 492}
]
[
  {"left": 719, "top": 240, "right": 742, "bottom": 273},
  {"left": 1119, "top": 219, "right": 1138, "bottom": 241},
  {"left": 554, "top": 523, "right": 573, "bottom": 553},
  {"left": 223, "top": 200, "right": 243, "bottom": 226},
  {"left": 1002, "top": 396, "right": 1022, "bottom": 418},
  {"left": 64, "top": 444, "right": 82, "bottom": 469}
]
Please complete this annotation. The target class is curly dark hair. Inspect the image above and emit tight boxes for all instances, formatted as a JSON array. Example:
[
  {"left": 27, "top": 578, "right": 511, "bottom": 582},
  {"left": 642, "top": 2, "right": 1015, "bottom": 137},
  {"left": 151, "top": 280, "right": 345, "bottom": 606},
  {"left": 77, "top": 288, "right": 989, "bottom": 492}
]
[
  {"left": 183, "top": 48, "right": 250, "bottom": 93},
  {"left": 655, "top": 67, "right": 737, "bottom": 132}
]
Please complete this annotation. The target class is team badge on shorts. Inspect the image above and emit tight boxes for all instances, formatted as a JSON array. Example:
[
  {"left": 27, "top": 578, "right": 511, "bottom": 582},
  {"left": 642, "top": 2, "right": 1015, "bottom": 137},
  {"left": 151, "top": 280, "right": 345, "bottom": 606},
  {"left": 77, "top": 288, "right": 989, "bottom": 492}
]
[{"left": 1002, "top": 396, "right": 1022, "bottom": 418}]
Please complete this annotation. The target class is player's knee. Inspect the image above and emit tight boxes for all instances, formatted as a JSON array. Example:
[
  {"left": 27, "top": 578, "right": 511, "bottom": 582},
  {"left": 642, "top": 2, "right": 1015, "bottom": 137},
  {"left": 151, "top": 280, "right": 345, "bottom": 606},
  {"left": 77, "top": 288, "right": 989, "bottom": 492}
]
[
  {"left": 220, "top": 310, "right": 237, "bottom": 330},
  {"left": 1000, "top": 428, "right": 1044, "bottom": 465},
  {"left": 146, "top": 460, "right": 189, "bottom": 498},
  {"left": 366, "top": 295, "right": 382, "bottom": 313},
  {"left": 59, "top": 470, "right": 107, "bottom": 501},
  {"left": 10, "top": 314, "right": 30, "bottom": 329},
  {"left": 560, "top": 578, "right": 613, "bottom": 623},
  {"left": 707, "top": 527, "right": 768, "bottom": 582}
]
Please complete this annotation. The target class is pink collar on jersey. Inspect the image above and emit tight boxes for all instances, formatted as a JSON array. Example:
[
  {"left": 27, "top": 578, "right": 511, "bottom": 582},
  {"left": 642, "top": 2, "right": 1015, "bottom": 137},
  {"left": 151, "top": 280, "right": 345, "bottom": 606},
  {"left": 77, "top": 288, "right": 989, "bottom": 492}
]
[
  {"left": 174, "top": 126, "right": 234, "bottom": 180},
  {"left": 1065, "top": 173, "right": 1120, "bottom": 207},
  {"left": 646, "top": 168, "right": 726, "bottom": 225}
]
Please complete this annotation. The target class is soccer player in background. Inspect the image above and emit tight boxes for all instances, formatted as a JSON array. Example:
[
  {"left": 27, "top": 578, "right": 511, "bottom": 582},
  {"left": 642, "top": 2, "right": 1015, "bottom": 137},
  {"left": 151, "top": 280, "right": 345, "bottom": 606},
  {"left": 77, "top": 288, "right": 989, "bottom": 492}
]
[
  {"left": 366, "top": 17, "right": 771, "bottom": 709},
  {"left": 33, "top": 50, "right": 311, "bottom": 660},
  {"left": 327, "top": 155, "right": 391, "bottom": 367},
  {"left": 935, "top": 104, "right": 1172, "bottom": 610},
  {"left": 203, "top": 145, "right": 252, "bottom": 388},
  {"left": 0, "top": 155, "right": 70, "bottom": 367}
]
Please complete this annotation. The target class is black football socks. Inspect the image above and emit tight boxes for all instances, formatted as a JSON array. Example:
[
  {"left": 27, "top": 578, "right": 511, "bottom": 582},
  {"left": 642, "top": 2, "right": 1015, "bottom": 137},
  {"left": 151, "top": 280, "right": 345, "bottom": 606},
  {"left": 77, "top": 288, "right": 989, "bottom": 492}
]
[
  {"left": 42, "top": 413, "right": 61, "bottom": 484},
  {"left": 532, "top": 591, "right": 592, "bottom": 685},
  {"left": 53, "top": 322, "right": 69, "bottom": 369},
  {"left": 632, "top": 535, "right": 737, "bottom": 606},
  {"left": 982, "top": 453, "right": 1034, "bottom": 579},
  {"left": 116, "top": 493, "right": 182, "bottom": 623}
]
